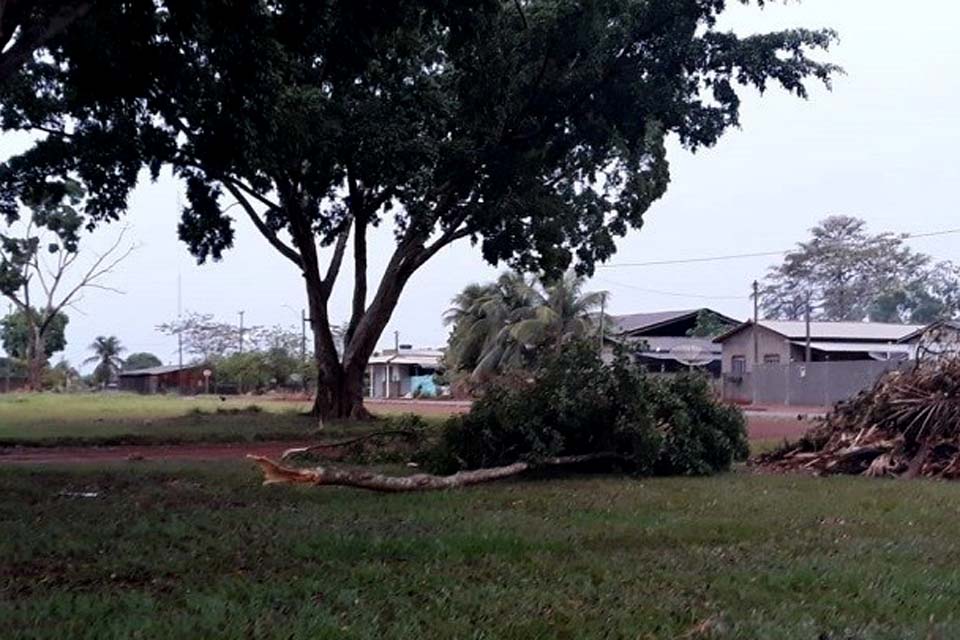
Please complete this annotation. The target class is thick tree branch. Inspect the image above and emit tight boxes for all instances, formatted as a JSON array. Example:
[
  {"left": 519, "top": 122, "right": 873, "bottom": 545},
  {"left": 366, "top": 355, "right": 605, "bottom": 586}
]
[
  {"left": 222, "top": 179, "right": 301, "bottom": 267},
  {"left": 347, "top": 214, "right": 367, "bottom": 345},
  {"left": 249, "top": 453, "right": 620, "bottom": 493},
  {"left": 320, "top": 221, "right": 350, "bottom": 300}
]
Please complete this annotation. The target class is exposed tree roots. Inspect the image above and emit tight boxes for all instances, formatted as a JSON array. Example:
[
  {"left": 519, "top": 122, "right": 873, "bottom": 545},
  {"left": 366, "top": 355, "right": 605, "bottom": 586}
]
[
  {"left": 249, "top": 453, "right": 618, "bottom": 492},
  {"left": 755, "top": 359, "right": 960, "bottom": 479}
]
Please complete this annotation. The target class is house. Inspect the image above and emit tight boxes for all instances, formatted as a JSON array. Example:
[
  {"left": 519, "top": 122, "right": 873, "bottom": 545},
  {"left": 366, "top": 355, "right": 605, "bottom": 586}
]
[
  {"left": 118, "top": 364, "right": 212, "bottom": 394},
  {"left": 898, "top": 320, "right": 960, "bottom": 360},
  {"left": 605, "top": 309, "right": 740, "bottom": 376},
  {"left": 366, "top": 347, "right": 443, "bottom": 399},
  {"left": 714, "top": 320, "right": 923, "bottom": 377}
]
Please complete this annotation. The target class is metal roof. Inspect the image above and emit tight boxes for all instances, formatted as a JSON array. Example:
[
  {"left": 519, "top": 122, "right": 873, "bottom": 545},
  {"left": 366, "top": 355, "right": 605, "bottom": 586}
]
[
  {"left": 897, "top": 320, "right": 960, "bottom": 343},
  {"left": 715, "top": 320, "right": 924, "bottom": 343},
  {"left": 788, "top": 340, "right": 913, "bottom": 355},
  {"left": 118, "top": 364, "right": 205, "bottom": 377},
  {"left": 610, "top": 308, "right": 739, "bottom": 335},
  {"left": 367, "top": 349, "right": 443, "bottom": 367}
]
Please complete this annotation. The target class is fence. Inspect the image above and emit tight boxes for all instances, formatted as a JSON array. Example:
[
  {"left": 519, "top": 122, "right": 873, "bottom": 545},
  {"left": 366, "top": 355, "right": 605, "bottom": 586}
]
[{"left": 722, "top": 360, "right": 911, "bottom": 407}]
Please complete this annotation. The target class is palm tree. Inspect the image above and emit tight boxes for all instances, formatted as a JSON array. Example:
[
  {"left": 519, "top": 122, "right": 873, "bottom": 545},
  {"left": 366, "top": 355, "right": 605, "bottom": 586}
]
[
  {"left": 84, "top": 336, "right": 125, "bottom": 386},
  {"left": 444, "top": 271, "right": 607, "bottom": 380},
  {"left": 509, "top": 271, "right": 607, "bottom": 350}
]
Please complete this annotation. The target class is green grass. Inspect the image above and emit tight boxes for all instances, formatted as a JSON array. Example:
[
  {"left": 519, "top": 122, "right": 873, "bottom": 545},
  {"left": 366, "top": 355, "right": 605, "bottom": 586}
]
[
  {"left": 0, "top": 393, "right": 374, "bottom": 446},
  {"left": 3, "top": 463, "right": 960, "bottom": 639}
]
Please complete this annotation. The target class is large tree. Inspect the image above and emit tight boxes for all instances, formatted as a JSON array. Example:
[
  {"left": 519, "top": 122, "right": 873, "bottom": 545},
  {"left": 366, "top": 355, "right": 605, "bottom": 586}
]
[
  {"left": 762, "top": 216, "right": 960, "bottom": 323},
  {"left": 0, "top": 0, "right": 838, "bottom": 418},
  {"left": 0, "top": 201, "right": 132, "bottom": 389}
]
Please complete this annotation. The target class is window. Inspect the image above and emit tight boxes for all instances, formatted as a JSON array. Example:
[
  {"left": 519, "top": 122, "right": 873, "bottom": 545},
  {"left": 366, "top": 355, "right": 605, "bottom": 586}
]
[
  {"left": 731, "top": 356, "right": 747, "bottom": 376},
  {"left": 763, "top": 354, "right": 781, "bottom": 365}
]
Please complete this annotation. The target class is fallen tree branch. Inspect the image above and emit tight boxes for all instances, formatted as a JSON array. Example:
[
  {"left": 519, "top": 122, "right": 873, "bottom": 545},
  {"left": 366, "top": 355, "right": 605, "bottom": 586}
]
[{"left": 249, "top": 453, "right": 620, "bottom": 493}]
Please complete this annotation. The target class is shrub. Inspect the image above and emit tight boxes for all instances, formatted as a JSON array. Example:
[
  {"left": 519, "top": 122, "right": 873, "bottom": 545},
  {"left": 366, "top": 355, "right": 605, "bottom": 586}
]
[{"left": 424, "top": 341, "right": 747, "bottom": 477}]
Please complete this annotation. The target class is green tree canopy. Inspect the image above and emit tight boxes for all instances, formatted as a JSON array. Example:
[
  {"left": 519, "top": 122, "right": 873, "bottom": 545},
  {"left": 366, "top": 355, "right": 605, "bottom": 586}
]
[
  {"left": 0, "top": 308, "right": 68, "bottom": 359},
  {"left": 1, "top": 0, "right": 839, "bottom": 417},
  {"left": 762, "top": 216, "right": 960, "bottom": 323},
  {"left": 444, "top": 271, "right": 606, "bottom": 380},
  {"left": 123, "top": 352, "right": 162, "bottom": 371}
]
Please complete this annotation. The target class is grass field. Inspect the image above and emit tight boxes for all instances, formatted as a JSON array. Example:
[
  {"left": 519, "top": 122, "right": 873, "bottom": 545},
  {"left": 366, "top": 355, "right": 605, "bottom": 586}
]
[
  {"left": 3, "top": 463, "right": 959, "bottom": 639},
  {"left": 0, "top": 393, "right": 396, "bottom": 446}
]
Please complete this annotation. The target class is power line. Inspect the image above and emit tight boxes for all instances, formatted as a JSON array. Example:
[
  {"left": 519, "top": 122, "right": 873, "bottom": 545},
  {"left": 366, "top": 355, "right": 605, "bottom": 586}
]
[
  {"left": 594, "top": 276, "right": 746, "bottom": 301},
  {"left": 599, "top": 226, "right": 960, "bottom": 269}
]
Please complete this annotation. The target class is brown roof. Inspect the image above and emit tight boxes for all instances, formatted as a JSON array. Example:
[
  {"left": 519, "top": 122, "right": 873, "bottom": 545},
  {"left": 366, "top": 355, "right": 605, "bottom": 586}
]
[{"left": 610, "top": 308, "right": 739, "bottom": 335}]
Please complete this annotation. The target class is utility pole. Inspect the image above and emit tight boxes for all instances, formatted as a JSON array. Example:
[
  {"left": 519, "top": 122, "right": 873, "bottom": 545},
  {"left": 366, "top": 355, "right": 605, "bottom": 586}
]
[
  {"left": 5, "top": 303, "right": 10, "bottom": 393},
  {"left": 300, "top": 309, "right": 307, "bottom": 363},
  {"left": 394, "top": 329, "right": 400, "bottom": 353},
  {"left": 752, "top": 280, "right": 760, "bottom": 366},
  {"left": 598, "top": 292, "right": 606, "bottom": 356},
  {"left": 177, "top": 273, "right": 184, "bottom": 395},
  {"left": 805, "top": 293, "right": 812, "bottom": 363},
  {"left": 300, "top": 308, "right": 307, "bottom": 394},
  {"left": 238, "top": 310, "right": 245, "bottom": 354}
]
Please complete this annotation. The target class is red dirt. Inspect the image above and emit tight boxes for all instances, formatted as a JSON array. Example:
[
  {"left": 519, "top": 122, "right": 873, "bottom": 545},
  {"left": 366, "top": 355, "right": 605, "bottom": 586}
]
[{"left": 0, "top": 411, "right": 818, "bottom": 466}]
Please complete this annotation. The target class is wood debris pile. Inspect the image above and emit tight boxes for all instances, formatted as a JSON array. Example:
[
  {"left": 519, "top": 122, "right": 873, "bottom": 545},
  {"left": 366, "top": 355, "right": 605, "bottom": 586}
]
[{"left": 755, "top": 359, "right": 960, "bottom": 478}]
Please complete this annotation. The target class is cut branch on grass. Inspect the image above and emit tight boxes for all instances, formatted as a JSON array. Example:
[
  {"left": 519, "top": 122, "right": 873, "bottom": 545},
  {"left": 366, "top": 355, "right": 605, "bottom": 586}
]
[{"left": 249, "top": 453, "right": 621, "bottom": 493}]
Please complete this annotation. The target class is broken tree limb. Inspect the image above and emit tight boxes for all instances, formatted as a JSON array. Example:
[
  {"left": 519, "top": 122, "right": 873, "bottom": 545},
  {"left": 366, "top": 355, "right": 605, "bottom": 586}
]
[{"left": 248, "top": 453, "right": 620, "bottom": 493}]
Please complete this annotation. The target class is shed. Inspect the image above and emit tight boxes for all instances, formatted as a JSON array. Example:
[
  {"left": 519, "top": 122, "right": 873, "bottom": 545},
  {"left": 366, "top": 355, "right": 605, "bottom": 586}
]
[{"left": 118, "top": 364, "right": 212, "bottom": 394}]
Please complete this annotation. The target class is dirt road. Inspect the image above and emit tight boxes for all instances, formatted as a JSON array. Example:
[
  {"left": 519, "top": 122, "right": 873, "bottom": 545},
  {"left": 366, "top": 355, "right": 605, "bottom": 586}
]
[{"left": 0, "top": 440, "right": 316, "bottom": 465}]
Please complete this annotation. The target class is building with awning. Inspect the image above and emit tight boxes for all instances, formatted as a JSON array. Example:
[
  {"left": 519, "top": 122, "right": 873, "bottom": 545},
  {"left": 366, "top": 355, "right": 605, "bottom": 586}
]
[{"left": 366, "top": 347, "right": 443, "bottom": 398}]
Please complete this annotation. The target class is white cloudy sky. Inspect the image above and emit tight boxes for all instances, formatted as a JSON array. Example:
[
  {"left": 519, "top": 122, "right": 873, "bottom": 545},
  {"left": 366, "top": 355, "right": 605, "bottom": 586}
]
[{"left": 2, "top": 0, "right": 959, "bottom": 371}]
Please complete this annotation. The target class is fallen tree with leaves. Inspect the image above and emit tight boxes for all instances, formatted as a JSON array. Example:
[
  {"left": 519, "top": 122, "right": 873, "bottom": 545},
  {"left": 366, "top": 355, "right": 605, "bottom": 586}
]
[
  {"left": 250, "top": 342, "right": 749, "bottom": 492},
  {"left": 755, "top": 357, "right": 960, "bottom": 478}
]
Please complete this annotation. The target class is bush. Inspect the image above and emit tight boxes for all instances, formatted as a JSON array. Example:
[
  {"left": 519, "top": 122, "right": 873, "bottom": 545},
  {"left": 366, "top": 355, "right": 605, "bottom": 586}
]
[{"left": 424, "top": 341, "right": 747, "bottom": 476}]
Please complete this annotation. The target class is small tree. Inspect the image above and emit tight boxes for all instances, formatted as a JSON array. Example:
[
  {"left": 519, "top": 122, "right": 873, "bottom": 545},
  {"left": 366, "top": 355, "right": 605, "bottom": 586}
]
[
  {"left": 686, "top": 310, "right": 737, "bottom": 338},
  {"left": 123, "top": 352, "right": 162, "bottom": 371},
  {"left": 156, "top": 312, "right": 243, "bottom": 362},
  {"left": 84, "top": 335, "right": 125, "bottom": 386}
]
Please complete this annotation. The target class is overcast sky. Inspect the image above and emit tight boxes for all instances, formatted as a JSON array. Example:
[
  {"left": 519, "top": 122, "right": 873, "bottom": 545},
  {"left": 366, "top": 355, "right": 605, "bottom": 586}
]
[{"left": 2, "top": 0, "right": 959, "bottom": 371}]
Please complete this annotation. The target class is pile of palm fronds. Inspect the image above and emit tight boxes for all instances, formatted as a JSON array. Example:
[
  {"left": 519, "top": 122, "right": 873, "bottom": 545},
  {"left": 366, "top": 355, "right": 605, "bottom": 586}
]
[{"left": 755, "top": 358, "right": 960, "bottom": 479}]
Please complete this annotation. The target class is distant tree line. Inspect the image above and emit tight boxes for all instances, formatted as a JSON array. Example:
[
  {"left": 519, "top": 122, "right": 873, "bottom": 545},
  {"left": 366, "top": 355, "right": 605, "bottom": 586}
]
[
  {"left": 157, "top": 312, "right": 317, "bottom": 393},
  {"left": 762, "top": 216, "right": 960, "bottom": 323}
]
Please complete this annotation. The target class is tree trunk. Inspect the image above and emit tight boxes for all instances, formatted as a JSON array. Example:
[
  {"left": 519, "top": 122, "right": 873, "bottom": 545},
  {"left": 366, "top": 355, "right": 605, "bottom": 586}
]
[
  {"left": 310, "top": 361, "right": 371, "bottom": 421},
  {"left": 26, "top": 327, "right": 45, "bottom": 391},
  {"left": 248, "top": 453, "right": 619, "bottom": 493}
]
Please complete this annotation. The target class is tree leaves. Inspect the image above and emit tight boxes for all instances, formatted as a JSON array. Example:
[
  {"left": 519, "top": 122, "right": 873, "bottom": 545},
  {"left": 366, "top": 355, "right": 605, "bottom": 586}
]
[{"left": 762, "top": 216, "right": 960, "bottom": 323}]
